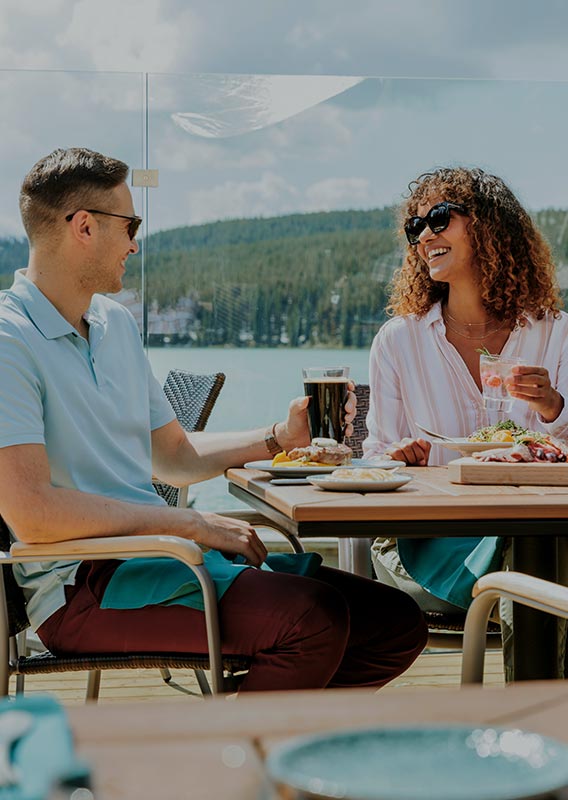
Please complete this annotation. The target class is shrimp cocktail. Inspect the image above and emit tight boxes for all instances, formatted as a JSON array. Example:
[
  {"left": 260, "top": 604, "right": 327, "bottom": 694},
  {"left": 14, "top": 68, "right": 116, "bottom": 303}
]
[{"left": 480, "top": 354, "right": 525, "bottom": 413}]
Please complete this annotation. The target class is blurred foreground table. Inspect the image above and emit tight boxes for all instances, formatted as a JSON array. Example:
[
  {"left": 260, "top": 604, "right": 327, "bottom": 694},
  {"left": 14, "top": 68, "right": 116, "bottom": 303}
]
[
  {"left": 227, "top": 466, "right": 568, "bottom": 680},
  {"left": 69, "top": 682, "right": 568, "bottom": 799}
]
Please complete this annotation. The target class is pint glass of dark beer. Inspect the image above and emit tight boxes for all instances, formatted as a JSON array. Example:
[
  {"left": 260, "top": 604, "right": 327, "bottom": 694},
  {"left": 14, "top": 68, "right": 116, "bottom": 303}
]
[{"left": 302, "top": 367, "right": 350, "bottom": 443}]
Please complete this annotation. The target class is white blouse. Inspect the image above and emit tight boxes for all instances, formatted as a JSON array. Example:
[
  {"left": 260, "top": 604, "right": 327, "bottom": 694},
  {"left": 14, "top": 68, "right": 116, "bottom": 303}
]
[{"left": 363, "top": 303, "right": 568, "bottom": 466}]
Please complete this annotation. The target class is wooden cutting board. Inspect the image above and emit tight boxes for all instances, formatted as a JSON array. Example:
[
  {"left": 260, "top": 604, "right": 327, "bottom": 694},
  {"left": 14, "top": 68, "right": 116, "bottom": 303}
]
[{"left": 448, "top": 457, "right": 568, "bottom": 486}]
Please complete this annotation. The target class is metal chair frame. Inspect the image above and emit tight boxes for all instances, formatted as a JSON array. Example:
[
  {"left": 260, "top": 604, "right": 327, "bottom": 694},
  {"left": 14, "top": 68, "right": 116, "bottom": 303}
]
[{"left": 461, "top": 571, "right": 568, "bottom": 684}]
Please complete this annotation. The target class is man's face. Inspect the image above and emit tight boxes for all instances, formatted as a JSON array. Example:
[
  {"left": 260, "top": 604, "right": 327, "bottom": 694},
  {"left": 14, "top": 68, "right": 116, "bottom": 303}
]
[{"left": 83, "top": 183, "right": 139, "bottom": 295}]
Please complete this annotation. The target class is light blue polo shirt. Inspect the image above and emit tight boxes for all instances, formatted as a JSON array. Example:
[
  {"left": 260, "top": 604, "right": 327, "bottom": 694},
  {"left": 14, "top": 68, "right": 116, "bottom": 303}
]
[{"left": 0, "top": 270, "right": 176, "bottom": 629}]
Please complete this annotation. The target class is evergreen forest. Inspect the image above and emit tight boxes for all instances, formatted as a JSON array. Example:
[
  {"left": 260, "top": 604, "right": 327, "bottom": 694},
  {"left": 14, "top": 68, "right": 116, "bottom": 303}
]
[{"left": 1, "top": 206, "right": 568, "bottom": 348}]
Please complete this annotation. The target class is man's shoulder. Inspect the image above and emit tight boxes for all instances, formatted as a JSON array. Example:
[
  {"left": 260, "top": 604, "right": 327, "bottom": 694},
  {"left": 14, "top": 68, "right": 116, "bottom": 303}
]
[{"left": 0, "top": 290, "right": 30, "bottom": 333}]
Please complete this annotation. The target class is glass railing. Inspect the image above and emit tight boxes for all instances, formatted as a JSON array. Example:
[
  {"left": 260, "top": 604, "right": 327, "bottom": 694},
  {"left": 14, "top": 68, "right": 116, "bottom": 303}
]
[{"left": 2, "top": 69, "right": 568, "bottom": 509}]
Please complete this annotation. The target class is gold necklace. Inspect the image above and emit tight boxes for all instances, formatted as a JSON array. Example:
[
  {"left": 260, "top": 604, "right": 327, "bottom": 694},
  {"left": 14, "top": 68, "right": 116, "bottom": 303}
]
[
  {"left": 443, "top": 316, "right": 508, "bottom": 340},
  {"left": 445, "top": 309, "right": 497, "bottom": 329}
]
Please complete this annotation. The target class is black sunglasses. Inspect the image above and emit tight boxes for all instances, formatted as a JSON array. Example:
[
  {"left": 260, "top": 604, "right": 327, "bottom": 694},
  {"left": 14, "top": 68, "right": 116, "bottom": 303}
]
[
  {"left": 65, "top": 209, "right": 142, "bottom": 240},
  {"left": 404, "top": 201, "right": 467, "bottom": 245}
]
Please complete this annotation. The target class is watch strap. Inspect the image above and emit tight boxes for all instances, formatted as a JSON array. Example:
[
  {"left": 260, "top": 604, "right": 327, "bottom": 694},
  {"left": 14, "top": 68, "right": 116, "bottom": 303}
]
[{"left": 264, "top": 423, "right": 284, "bottom": 456}]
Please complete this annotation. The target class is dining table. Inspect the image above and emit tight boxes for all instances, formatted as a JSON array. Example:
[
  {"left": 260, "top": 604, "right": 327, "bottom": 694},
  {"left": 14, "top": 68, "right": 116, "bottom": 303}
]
[
  {"left": 226, "top": 465, "right": 568, "bottom": 682},
  {"left": 68, "top": 681, "right": 568, "bottom": 799}
]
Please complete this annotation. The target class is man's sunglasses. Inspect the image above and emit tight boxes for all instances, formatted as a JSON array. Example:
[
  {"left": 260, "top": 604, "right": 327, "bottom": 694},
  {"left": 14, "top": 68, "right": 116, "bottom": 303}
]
[
  {"left": 65, "top": 209, "right": 142, "bottom": 240},
  {"left": 404, "top": 201, "right": 467, "bottom": 245}
]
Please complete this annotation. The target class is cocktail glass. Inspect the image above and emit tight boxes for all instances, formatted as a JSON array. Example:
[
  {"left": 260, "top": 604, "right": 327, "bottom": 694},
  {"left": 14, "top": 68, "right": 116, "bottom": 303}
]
[{"left": 479, "top": 354, "right": 525, "bottom": 413}]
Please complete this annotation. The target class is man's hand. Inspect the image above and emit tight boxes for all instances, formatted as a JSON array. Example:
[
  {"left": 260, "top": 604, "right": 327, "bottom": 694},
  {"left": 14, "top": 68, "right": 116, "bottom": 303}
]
[
  {"left": 191, "top": 512, "right": 268, "bottom": 567},
  {"left": 506, "top": 366, "right": 564, "bottom": 423},
  {"left": 384, "top": 437, "right": 431, "bottom": 466},
  {"left": 274, "top": 381, "right": 357, "bottom": 451}
]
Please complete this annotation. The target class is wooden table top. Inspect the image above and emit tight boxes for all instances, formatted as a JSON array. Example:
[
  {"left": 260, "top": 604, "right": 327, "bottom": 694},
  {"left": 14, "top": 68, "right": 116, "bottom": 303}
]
[
  {"left": 69, "top": 682, "right": 568, "bottom": 799},
  {"left": 227, "top": 466, "right": 568, "bottom": 523}
]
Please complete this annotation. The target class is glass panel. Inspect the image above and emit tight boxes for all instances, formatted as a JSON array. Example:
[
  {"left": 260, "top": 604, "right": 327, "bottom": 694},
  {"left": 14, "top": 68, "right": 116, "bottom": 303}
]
[
  {"left": 0, "top": 69, "right": 145, "bottom": 328},
  {"left": 147, "top": 73, "right": 568, "bottom": 510}
]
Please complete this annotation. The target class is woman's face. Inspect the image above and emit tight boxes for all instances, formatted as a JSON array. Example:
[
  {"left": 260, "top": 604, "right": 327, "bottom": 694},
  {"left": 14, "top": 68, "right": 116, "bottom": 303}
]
[{"left": 414, "top": 195, "right": 476, "bottom": 286}]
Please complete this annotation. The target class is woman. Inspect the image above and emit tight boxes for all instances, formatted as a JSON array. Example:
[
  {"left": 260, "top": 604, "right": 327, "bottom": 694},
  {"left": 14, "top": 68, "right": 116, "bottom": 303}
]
[{"left": 363, "top": 167, "right": 568, "bottom": 671}]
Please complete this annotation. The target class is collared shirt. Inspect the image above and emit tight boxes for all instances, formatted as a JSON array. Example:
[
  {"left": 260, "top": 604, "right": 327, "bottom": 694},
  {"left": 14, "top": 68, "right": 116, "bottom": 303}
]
[
  {"left": 363, "top": 302, "right": 568, "bottom": 607},
  {"left": 364, "top": 302, "right": 568, "bottom": 464},
  {"left": 0, "top": 270, "right": 176, "bottom": 629}
]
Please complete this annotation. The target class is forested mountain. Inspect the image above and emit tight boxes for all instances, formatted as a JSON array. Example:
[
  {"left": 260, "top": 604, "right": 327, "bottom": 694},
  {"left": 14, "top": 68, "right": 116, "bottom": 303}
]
[{"left": 2, "top": 206, "right": 568, "bottom": 347}]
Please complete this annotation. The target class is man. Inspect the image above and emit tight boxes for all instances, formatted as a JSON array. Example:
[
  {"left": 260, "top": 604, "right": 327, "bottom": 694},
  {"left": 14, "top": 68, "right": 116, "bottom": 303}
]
[{"left": 0, "top": 148, "right": 426, "bottom": 692}]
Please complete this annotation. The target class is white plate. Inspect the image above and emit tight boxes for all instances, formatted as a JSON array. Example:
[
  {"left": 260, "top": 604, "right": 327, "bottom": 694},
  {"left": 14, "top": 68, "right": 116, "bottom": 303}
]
[
  {"left": 308, "top": 473, "right": 413, "bottom": 492},
  {"left": 438, "top": 439, "right": 515, "bottom": 457},
  {"left": 244, "top": 458, "right": 405, "bottom": 477}
]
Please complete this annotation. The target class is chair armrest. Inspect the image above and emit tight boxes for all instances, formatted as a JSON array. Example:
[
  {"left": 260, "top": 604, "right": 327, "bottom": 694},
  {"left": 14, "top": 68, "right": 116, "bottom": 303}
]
[
  {"left": 9, "top": 534, "right": 225, "bottom": 692},
  {"left": 10, "top": 535, "right": 204, "bottom": 566},
  {"left": 473, "top": 571, "right": 568, "bottom": 616},
  {"left": 462, "top": 571, "right": 568, "bottom": 685}
]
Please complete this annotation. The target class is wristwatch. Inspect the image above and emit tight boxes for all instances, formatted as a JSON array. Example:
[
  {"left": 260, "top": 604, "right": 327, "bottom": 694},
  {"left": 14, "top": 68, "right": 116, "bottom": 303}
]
[{"left": 264, "top": 422, "right": 284, "bottom": 456}]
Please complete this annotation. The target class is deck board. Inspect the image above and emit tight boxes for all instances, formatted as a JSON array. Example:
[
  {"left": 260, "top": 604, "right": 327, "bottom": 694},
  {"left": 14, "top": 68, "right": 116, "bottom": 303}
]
[{"left": 14, "top": 650, "right": 504, "bottom": 704}]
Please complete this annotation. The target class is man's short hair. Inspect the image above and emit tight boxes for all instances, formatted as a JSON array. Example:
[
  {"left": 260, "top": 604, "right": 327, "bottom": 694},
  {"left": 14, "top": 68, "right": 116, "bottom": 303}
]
[{"left": 19, "top": 148, "right": 129, "bottom": 244}]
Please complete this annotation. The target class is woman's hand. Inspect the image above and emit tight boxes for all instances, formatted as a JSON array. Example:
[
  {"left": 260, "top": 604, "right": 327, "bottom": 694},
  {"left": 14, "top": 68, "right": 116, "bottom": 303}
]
[
  {"left": 384, "top": 437, "right": 431, "bottom": 466},
  {"left": 506, "top": 366, "right": 564, "bottom": 423}
]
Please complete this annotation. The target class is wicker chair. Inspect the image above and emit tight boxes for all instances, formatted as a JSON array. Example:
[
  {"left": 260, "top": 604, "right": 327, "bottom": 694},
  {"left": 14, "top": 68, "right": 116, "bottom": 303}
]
[
  {"left": 152, "top": 369, "right": 226, "bottom": 508},
  {"left": 1, "top": 370, "right": 251, "bottom": 701},
  {"left": 348, "top": 382, "right": 501, "bottom": 650}
]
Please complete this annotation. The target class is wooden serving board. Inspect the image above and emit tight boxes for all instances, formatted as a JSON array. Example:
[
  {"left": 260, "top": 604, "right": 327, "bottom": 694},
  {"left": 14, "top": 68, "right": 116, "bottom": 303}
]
[{"left": 448, "top": 457, "right": 568, "bottom": 486}]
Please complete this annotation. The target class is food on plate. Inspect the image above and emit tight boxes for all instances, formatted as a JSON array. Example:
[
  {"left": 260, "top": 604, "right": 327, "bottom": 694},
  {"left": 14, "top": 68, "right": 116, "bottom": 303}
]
[
  {"left": 272, "top": 438, "right": 353, "bottom": 467},
  {"left": 468, "top": 420, "right": 528, "bottom": 442},
  {"left": 473, "top": 433, "right": 568, "bottom": 463},
  {"left": 330, "top": 468, "right": 398, "bottom": 481}
]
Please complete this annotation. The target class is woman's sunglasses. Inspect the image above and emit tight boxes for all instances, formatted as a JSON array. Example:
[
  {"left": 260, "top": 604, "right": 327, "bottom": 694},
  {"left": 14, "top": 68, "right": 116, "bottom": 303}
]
[
  {"left": 65, "top": 209, "right": 142, "bottom": 240},
  {"left": 404, "top": 201, "right": 467, "bottom": 245}
]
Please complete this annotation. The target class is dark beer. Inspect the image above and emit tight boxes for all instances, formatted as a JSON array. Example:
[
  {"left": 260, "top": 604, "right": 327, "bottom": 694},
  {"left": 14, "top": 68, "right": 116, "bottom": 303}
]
[{"left": 303, "top": 378, "right": 348, "bottom": 442}]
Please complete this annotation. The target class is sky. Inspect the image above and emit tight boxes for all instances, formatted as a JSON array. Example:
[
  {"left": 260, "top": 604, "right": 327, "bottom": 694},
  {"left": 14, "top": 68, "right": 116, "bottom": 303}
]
[{"left": 2, "top": 0, "right": 568, "bottom": 235}]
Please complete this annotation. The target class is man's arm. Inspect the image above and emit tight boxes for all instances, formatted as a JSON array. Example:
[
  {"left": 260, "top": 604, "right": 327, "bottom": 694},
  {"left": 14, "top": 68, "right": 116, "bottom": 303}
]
[
  {"left": 0, "top": 443, "right": 267, "bottom": 565},
  {"left": 151, "top": 396, "right": 309, "bottom": 486},
  {"left": 151, "top": 389, "right": 357, "bottom": 487}
]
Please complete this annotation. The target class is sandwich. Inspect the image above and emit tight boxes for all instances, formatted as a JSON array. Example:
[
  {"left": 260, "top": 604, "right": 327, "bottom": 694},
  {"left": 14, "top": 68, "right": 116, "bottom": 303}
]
[{"left": 273, "top": 438, "right": 353, "bottom": 467}]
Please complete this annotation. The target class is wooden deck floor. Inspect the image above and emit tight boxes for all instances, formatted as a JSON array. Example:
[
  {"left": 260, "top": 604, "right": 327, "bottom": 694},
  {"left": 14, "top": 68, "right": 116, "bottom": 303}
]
[{"left": 14, "top": 650, "right": 504, "bottom": 705}]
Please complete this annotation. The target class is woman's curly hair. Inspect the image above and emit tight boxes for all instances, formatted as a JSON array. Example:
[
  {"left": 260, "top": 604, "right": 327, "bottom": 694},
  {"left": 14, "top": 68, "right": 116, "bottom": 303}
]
[{"left": 387, "top": 167, "right": 562, "bottom": 321}]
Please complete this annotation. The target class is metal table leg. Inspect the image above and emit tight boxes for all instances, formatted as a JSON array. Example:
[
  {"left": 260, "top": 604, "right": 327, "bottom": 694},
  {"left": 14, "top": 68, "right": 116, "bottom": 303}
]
[
  {"left": 338, "top": 539, "right": 352, "bottom": 573},
  {"left": 512, "top": 535, "right": 558, "bottom": 680},
  {"left": 350, "top": 538, "right": 373, "bottom": 578}
]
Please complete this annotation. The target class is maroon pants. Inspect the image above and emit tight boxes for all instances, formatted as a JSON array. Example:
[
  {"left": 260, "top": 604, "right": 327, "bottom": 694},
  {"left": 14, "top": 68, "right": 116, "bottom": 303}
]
[{"left": 37, "top": 560, "right": 427, "bottom": 692}]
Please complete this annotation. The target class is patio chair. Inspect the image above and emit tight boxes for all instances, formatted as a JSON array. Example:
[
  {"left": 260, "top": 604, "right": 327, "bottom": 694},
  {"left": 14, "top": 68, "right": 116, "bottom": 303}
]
[
  {"left": 2, "top": 369, "right": 251, "bottom": 701},
  {"left": 152, "top": 369, "right": 226, "bottom": 508},
  {"left": 461, "top": 571, "right": 568, "bottom": 684},
  {"left": 346, "top": 382, "right": 502, "bottom": 650}
]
